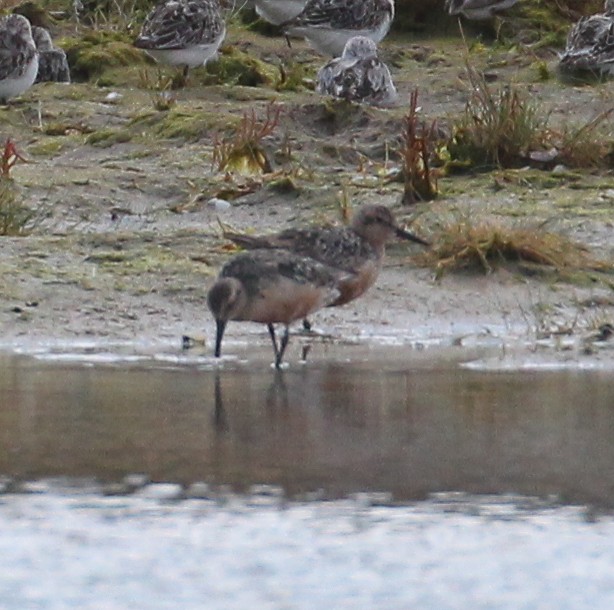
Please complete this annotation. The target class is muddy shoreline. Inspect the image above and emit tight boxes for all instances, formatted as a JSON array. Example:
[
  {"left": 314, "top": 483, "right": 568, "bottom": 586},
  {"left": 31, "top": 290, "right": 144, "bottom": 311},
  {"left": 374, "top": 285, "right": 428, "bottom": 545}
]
[{"left": 0, "top": 24, "right": 613, "bottom": 360}]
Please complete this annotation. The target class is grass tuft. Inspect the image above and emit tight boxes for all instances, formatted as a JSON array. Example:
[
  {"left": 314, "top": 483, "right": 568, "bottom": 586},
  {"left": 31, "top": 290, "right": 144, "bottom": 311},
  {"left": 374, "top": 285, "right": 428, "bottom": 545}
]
[
  {"left": 61, "top": 30, "right": 148, "bottom": 82},
  {"left": 0, "top": 139, "right": 37, "bottom": 236},
  {"left": 416, "top": 220, "right": 612, "bottom": 279},
  {"left": 447, "top": 65, "right": 614, "bottom": 171},
  {"left": 400, "top": 89, "right": 439, "bottom": 204},
  {"left": 213, "top": 101, "right": 282, "bottom": 175},
  {"left": 448, "top": 65, "right": 546, "bottom": 170},
  {"left": 203, "top": 46, "right": 278, "bottom": 88},
  {"left": 556, "top": 109, "right": 614, "bottom": 169}
]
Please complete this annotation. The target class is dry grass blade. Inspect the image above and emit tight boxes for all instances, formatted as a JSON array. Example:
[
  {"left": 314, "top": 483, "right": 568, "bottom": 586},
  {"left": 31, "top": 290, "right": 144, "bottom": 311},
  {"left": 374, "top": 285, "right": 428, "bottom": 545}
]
[
  {"left": 0, "top": 179, "right": 37, "bottom": 236},
  {"left": 0, "top": 139, "right": 43, "bottom": 236},
  {"left": 213, "top": 101, "right": 282, "bottom": 175},
  {"left": 137, "top": 69, "right": 177, "bottom": 110},
  {"left": 557, "top": 108, "right": 614, "bottom": 169},
  {"left": 401, "top": 89, "right": 438, "bottom": 205},
  {"left": 416, "top": 221, "right": 612, "bottom": 278},
  {"left": 448, "top": 64, "right": 546, "bottom": 170}
]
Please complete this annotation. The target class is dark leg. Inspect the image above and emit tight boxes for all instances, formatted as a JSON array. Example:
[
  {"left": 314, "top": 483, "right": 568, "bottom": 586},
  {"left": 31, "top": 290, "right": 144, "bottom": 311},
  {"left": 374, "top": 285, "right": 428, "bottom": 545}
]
[
  {"left": 302, "top": 318, "right": 312, "bottom": 332},
  {"left": 275, "top": 326, "right": 291, "bottom": 369},
  {"left": 268, "top": 323, "right": 280, "bottom": 359},
  {"left": 171, "top": 65, "right": 189, "bottom": 89},
  {"left": 214, "top": 319, "right": 227, "bottom": 358}
]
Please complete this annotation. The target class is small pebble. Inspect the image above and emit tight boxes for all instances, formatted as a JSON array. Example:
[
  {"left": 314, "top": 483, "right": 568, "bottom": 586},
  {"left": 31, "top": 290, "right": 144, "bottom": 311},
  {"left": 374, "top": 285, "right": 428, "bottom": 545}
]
[
  {"left": 551, "top": 164, "right": 568, "bottom": 175},
  {"left": 208, "top": 197, "right": 231, "bottom": 212},
  {"left": 105, "top": 91, "right": 122, "bottom": 103}
]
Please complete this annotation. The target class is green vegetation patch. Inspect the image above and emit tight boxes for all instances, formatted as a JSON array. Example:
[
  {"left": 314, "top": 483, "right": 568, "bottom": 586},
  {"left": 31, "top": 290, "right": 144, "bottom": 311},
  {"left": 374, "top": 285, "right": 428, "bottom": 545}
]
[
  {"left": 0, "top": 179, "right": 37, "bottom": 236},
  {"left": 86, "top": 128, "right": 133, "bottom": 148},
  {"left": 446, "top": 66, "right": 613, "bottom": 172},
  {"left": 203, "top": 46, "right": 278, "bottom": 88},
  {"left": 61, "top": 30, "right": 149, "bottom": 82},
  {"left": 147, "top": 107, "right": 239, "bottom": 141},
  {"left": 511, "top": 0, "right": 604, "bottom": 47}
]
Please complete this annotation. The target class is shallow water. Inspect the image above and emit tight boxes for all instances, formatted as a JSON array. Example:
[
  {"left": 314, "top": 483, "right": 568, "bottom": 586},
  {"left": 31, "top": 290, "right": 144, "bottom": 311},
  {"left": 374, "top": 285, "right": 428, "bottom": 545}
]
[
  {"left": 3, "top": 341, "right": 614, "bottom": 609},
  {"left": 2, "top": 341, "right": 614, "bottom": 505},
  {"left": 3, "top": 485, "right": 614, "bottom": 610}
]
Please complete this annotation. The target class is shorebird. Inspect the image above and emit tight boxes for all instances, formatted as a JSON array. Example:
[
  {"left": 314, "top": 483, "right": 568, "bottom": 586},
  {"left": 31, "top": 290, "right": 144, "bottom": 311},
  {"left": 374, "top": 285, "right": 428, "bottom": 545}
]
[
  {"left": 254, "top": 0, "right": 307, "bottom": 26},
  {"left": 32, "top": 27, "right": 70, "bottom": 83},
  {"left": 223, "top": 205, "right": 429, "bottom": 330},
  {"left": 134, "top": 0, "right": 226, "bottom": 79},
  {"left": 558, "top": 0, "right": 614, "bottom": 78},
  {"left": 281, "top": 0, "right": 395, "bottom": 57},
  {"left": 316, "top": 36, "right": 398, "bottom": 106},
  {"left": 0, "top": 14, "right": 38, "bottom": 104},
  {"left": 444, "top": 0, "right": 520, "bottom": 20},
  {"left": 207, "top": 248, "right": 343, "bottom": 368}
]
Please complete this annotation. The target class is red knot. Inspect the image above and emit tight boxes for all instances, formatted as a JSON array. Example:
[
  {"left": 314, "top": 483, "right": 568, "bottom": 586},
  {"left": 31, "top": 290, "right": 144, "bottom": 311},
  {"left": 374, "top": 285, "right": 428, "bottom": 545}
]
[
  {"left": 207, "top": 248, "right": 344, "bottom": 368},
  {"left": 224, "top": 205, "right": 429, "bottom": 325}
]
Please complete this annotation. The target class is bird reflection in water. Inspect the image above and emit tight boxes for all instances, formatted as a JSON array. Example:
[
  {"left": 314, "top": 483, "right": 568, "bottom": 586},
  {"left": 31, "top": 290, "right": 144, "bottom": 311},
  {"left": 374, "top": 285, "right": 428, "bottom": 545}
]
[{"left": 212, "top": 368, "right": 290, "bottom": 432}]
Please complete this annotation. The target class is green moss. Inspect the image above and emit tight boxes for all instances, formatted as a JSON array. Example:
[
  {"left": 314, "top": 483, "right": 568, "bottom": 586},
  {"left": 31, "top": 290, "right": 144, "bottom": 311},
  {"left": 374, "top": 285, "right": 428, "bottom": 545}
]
[
  {"left": 151, "top": 108, "right": 239, "bottom": 141},
  {"left": 0, "top": 106, "right": 26, "bottom": 128},
  {"left": 86, "top": 128, "right": 132, "bottom": 147},
  {"left": 43, "top": 84, "right": 91, "bottom": 101},
  {"left": 510, "top": 0, "right": 603, "bottom": 47},
  {"left": 60, "top": 30, "right": 149, "bottom": 82},
  {"left": 241, "top": 7, "right": 283, "bottom": 37},
  {"left": 28, "top": 139, "right": 66, "bottom": 156},
  {"left": 221, "top": 86, "right": 279, "bottom": 102},
  {"left": 42, "top": 122, "right": 75, "bottom": 136},
  {"left": 276, "top": 62, "right": 311, "bottom": 93},
  {"left": 203, "top": 46, "right": 278, "bottom": 88},
  {"left": 532, "top": 60, "right": 551, "bottom": 82}
]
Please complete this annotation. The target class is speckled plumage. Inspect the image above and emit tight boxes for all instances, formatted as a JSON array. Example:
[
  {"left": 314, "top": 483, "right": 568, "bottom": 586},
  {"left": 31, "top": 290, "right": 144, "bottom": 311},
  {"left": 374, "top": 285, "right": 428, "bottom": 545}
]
[
  {"left": 224, "top": 204, "right": 429, "bottom": 310},
  {"left": 208, "top": 249, "right": 343, "bottom": 367},
  {"left": 445, "top": 0, "right": 520, "bottom": 20},
  {"left": 558, "top": 1, "right": 614, "bottom": 77},
  {"left": 0, "top": 14, "right": 38, "bottom": 103},
  {"left": 134, "top": 0, "right": 225, "bottom": 69},
  {"left": 282, "top": 0, "right": 394, "bottom": 57},
  {"left": 32, "top": 27, "right": 70, "bottom": 83},
  {"left": 316, "top": 36, "right": 397, "bottom": 106}
]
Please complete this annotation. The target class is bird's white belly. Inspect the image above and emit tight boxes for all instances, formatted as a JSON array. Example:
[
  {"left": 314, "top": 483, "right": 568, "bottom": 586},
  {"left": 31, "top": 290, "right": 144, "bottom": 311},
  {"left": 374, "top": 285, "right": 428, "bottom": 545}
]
[{"left": 0, "top": 54, "right": 38, "bottom": 100}]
